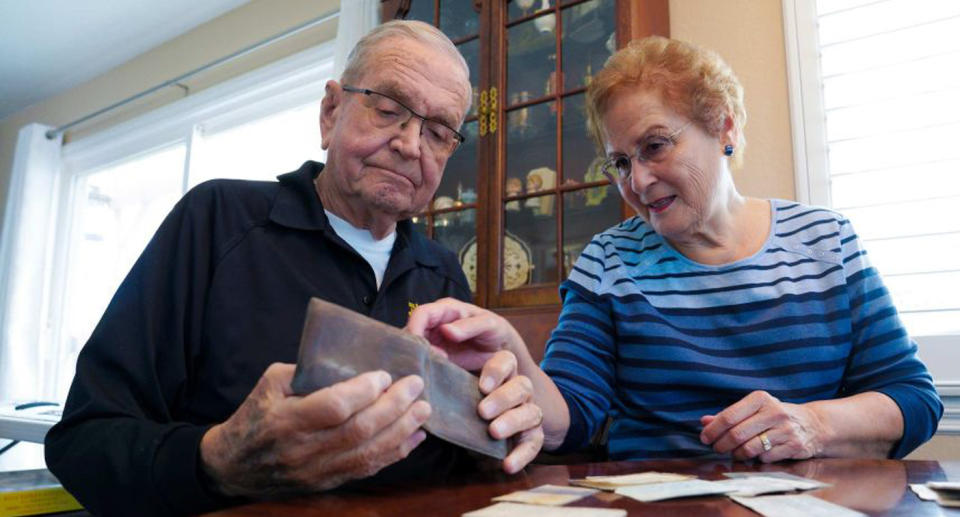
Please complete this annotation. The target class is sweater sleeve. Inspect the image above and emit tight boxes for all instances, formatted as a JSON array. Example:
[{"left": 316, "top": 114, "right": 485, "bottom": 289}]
[
  {"left": 44, "top": 183, "right": 238, "bottom": 516},
  {"left": 837, "top": 219, "right": 943, "bottom": 458},
  {"left": 540, "top": 238, "right": 620, "bottom": 453}
]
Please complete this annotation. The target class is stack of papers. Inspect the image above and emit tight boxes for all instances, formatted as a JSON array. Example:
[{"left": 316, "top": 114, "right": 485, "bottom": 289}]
[
  {"left": 461, "top": 470, "right": 856, "bottom": 517},
  {"left": 463, "top": 502, "right": 625, "bottom": 517},
  {"left": 492, "top": 485, "right": 597, "bottom": 506},
  {"left": 570, "top": 472, "right": 693, "bottom": 491}
]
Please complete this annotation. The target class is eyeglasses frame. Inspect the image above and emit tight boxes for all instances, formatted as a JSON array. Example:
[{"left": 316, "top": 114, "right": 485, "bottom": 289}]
[{"left": 341, "top": 85, "right": 466, "bottom": 154}]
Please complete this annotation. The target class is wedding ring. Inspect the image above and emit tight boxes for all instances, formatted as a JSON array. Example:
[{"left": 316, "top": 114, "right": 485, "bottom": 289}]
[{"left": 759, "top": 433, "right": 772, "bottom": 452}]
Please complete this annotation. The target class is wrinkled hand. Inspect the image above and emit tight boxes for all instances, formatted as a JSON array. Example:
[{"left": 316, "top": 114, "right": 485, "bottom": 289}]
[
  {"left": 406, "top": 298, "right": 544, "bottom": 473},
  {"left": 700, "top": 390, "right": 825, "bottom": 463},
  {"left": 200, "top": 363, "right": 430, "bottom": 497}
]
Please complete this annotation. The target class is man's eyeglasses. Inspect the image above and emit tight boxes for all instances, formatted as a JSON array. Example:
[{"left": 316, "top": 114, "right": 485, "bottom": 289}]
[
  {"left": 600, "top": 122, "right": 691, "bottom": 183},
  {"left": 342, "top": 85, "right": 465, "bottom": 156}
]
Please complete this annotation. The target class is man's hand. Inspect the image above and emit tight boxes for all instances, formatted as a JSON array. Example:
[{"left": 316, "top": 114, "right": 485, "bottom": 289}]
[
  {"left": 699, "top": 390, "right": 825, "bottom": 462},
  {"left": 200, "top": 363, "right": 430, "bottom": 497},
  {"left": 406, "top": 298, "right": 544, "bottom": 473}
]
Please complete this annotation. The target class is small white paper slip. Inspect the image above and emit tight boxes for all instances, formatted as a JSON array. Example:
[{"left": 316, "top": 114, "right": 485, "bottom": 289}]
[
  {"left": 570, "top": 472, "right": 693, "bottom": 490},
  {"left": 614, "top": 479, "right": 735, "bottom": 502},
  {"left": 462, "top": 502, "right": 626, "bottom": 517},
  {"left": 711, "top": 477, "right": 809, "bottom": 497},
  {"left": 722, "top": 471, "right": 830, "bottom": 490},
  {"left": 910, "top": 483, "right": 941, "bottom": 502},
  {"left": 492, "top": 484, "right": 598, "bottom": 506},
  {"left": 730, "top": 494, "right": 868, "bottom": 517}
]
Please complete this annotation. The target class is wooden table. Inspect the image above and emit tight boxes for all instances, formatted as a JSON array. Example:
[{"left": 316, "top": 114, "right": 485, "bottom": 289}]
[{"left": 203, "top": 458, "right": 960, "bottom": 516}]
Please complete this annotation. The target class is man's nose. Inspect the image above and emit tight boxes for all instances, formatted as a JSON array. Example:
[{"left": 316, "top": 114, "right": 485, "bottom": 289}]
[{"left": 391, "top": 116, "right": 424, "bottom": 159}]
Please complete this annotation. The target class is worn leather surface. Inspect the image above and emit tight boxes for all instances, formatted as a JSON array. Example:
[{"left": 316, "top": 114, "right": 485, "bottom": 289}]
[{"left": 291, "top": 298, "right": 508, "bottom": 459}]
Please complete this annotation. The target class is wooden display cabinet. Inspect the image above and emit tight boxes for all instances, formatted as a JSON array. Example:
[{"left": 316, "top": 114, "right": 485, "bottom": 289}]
[{"left": 382, "top": 0, "right": 669, "bottom": 358}]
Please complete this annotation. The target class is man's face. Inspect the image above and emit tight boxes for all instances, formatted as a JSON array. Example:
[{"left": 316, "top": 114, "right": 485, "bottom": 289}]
[{"left": 320, "top": 38, "right": 470, "bottom": 222}]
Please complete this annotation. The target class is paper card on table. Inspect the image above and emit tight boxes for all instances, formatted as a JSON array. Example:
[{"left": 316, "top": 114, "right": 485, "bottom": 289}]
[
  {"left": 912, "top": 483, "right": 960, "bottom": 508},
  {"left": 722, "top": 471, "right": 830, "bottom": 490},
  {"left": 570, "top": 472, "right": 693, "bottom": 490},
  {"left": 614, "top": 479, "right": 735, "bottom": 502},
  {"left": 462, "top": 502, "right": 626, "bottom": 517},
  {"left": 910, "top": 483, "right": 940, "bottom": 501},
  {"left": 492, "top": 484, "right": 598, "bottom": 506},
  {"left": 712, "top": 477, "right": 811, "bottom": 497},
  {"left": 730, "top": 494, "right": 867, "bottom": 517}
]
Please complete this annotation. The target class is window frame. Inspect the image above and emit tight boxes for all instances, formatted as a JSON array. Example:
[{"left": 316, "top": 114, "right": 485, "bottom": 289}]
[
  {"left": 782, "top": 0, "right": 959, "bottom": 433},
  {"left": 37, "top": 41, "right": 334, "bottom": 399}
]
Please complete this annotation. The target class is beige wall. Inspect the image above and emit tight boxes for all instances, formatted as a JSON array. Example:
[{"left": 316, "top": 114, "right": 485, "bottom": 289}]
[
  {"left": 0, "top": 0, "right": 793, "bottom": 235},
  {"left": 0, "top": 0, "right": 339, "bottom": 233},
  {"left": 670, "top": 0, "right": 796, "bottom": 200}
]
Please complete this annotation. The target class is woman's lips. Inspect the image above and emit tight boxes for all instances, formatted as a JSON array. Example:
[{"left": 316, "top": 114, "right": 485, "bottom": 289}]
[{"left": 648, "top": 195, "right": 676, "bottom": 214}]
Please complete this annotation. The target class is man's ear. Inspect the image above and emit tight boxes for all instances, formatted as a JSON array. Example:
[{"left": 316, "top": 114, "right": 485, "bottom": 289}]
[{"left": 320, "top": 80, "right": 342, "bottom": 151}]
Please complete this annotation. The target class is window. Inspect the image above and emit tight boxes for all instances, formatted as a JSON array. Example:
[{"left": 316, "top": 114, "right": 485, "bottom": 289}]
[
  {"left": 33, "top": 43, "right": 333, "bottom": 401},
  {"left": 785, "top": 0, "right": 960, "bottom": 416}
]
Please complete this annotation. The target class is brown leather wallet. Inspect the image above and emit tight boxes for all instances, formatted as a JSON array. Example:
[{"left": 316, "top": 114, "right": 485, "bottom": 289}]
[{"left": 290, "top": 298, "right": 508, "bottom": 459}]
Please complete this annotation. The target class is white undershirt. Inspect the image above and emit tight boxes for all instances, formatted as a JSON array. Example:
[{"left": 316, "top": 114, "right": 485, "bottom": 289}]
[{"left": 324, "top": 209, "right": 396, "bottom": 289}]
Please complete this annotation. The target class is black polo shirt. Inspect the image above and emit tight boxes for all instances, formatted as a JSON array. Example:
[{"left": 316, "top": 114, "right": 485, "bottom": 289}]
[{"left": 45, "top": 161, "right": 475, "bottom": 516}]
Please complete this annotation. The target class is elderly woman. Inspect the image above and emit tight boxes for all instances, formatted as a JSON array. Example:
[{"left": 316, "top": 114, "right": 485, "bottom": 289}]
[{"left": 408, "top": 36, "right": 942, "bottom": 462}]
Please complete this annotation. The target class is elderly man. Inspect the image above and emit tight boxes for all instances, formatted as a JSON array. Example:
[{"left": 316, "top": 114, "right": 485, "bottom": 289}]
[{"left": 45, "top": 20, "right": 543, "bottom": 516}]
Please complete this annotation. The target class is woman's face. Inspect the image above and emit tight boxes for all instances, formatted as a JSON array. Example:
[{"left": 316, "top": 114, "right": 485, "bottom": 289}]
[{"left": 601, "top": 89, "right": 729, "bottom": 242}]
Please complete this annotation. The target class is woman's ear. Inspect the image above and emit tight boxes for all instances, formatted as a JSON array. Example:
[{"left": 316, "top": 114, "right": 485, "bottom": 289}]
[
  {"left": 721, "top": 111, "right": 739, "bottom": 150},
  {"left": 319, "top": 80, "right": 342, "bottom": 151}
]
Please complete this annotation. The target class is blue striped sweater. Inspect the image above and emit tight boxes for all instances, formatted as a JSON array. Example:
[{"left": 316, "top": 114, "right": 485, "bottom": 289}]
[{"left": 541, "top": 199, "right": 942, "bottom": 460}]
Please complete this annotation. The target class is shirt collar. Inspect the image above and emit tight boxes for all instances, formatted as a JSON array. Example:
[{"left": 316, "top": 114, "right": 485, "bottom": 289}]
[{"left": 269, "top": 160, "right": 441, "bottom": 267}]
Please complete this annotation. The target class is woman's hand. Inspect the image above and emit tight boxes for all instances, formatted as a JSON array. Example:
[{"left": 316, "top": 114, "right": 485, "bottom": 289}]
[
  {"left": 699, "top": 390, "right": 827, "bottom": 462},
  {"left": 405, "top": 298, "right": 543, "bottom": 473}
]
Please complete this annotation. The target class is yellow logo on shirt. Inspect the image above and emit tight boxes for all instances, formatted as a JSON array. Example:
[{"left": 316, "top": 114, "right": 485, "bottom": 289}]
[{"left": 408, "top": 301, "right": 419, "bottom": 316}]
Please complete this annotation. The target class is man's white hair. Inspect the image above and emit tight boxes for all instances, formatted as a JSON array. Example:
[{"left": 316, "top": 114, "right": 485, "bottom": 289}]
[{"left": 341, "top": 20, "right": 472, "bottom": 114}]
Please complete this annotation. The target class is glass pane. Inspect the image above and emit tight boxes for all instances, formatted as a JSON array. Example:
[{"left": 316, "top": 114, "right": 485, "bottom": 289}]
[
  {"left": 458, "top": 38, "right": 481, "bottom": 118},
  {"left": 560, "top": 94, "right": 601, "bottom": 184},
  {"left": 58, "top": 145, "right": 186, "bottom": 397},
  {"left": 439, "top": 0, "right": 479, "bottom": 41},
  {"left": 507, "top": 15, "right": 558, "bottom": 101},
  {"left": 562, "top": 186, "right": 620, "bottom": 277},
  {"left": 844, "top": 197, "right": 960, "bottom": 242},
  {"left": 190, "top": 100, "right": 325, "bottom": 187},
  {"left": 505, "top": 101, "right": 557, "bottom": 196},
  {"left": 436, "top": 120, "right": 478, "bottom": 206},
  {"left": 508, "top": 0, "right": 553, "bottom": 22},
  {"left": 865, "top": 233, "right": 960, "bottom": 277},
  {"left": 405, "top": 0, "right": 435, "bottom": 24},
  {"left": 505, "top": 195, "right": 557, "bottom": 288},
  {"left": 817, "top": 0, "right": 960, "bottom": 46},
  {"left": 901, "top": 310, "right": 960, "bottom": 337},
  {"left": 831, "top": 160, "right": 960, "bottom": 210},
  {"left": 561, "top": 0, "right": 616, "bottom": 91},
  {"left": 433, "top": 209, "right": 478, "bottom": 292}
]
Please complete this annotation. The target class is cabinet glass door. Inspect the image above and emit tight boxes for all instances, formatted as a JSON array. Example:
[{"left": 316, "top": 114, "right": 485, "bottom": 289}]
[
  {"left": 404, "top": 0, "right": 485, "bottom": 296},
  {"left": 498, "top": 0, "right": 621, "bottom": 303}
]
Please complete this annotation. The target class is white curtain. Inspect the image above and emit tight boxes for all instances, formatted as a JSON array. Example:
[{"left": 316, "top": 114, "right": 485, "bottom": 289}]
[
  {"left": 332, "top": 0, "right": 380, "bottom": 80},
  {"left": 0, "top": 124, "right": 62, "bottom": 401}
]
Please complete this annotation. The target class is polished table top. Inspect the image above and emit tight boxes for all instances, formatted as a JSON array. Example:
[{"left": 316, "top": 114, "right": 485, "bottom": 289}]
[{"left": 202, "top": 458, "right": 960, "bottom": 516}]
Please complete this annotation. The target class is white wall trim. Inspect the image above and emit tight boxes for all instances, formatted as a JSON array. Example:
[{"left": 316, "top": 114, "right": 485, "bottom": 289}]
[
  {"left": 61, "top": 40, "right": 334, "bottom": 174},
  {"left": 781, "top": 0, "right": 831, "bottom": 207},
  {"left": 936, "top": 383, "right": 960, "bottom": 435}
]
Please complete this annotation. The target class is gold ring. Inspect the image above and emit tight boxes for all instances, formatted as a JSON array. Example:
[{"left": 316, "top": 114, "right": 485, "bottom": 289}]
[{"left": 759, "top": 433, "right": 772, "bottom": 452}]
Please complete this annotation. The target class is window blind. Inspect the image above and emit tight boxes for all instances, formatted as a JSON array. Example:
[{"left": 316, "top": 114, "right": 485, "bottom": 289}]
[{"left": 815, "top": 0, "right": 960, "bottom": 336}]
